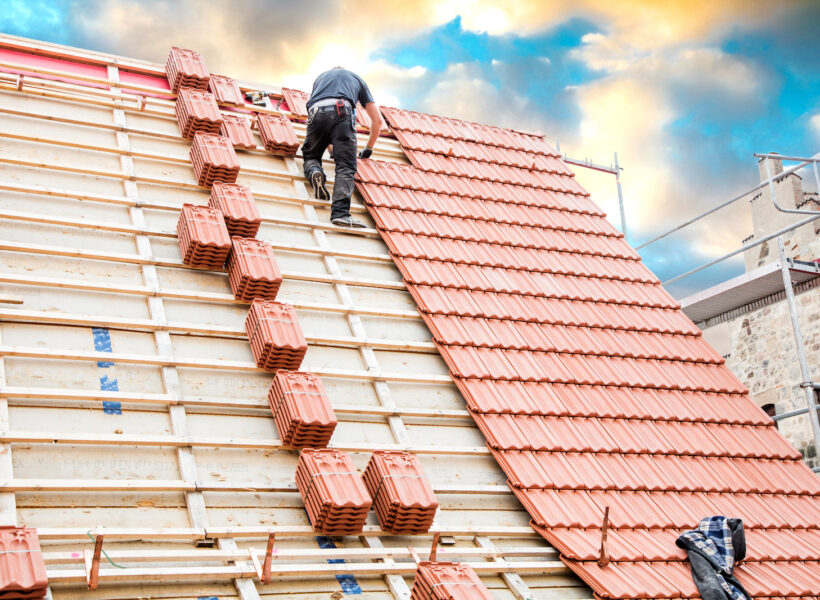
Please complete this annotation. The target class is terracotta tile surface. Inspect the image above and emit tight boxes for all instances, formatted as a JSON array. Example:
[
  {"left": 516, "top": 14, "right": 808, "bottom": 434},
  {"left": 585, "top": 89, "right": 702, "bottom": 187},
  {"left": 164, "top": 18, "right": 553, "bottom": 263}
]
[
  {"left": 208, "top": 182, "right": 261, "bottom": 238},
  {"left": 268, "top": 370, "right": 336, "bottom": 448},
  {"left": 176, "top": 204, "right": 231, "bottom": 269},
  {"left": 220, "top": 114, "right": 256, "bottom": 150},
  {"left": 175, "top": 87, "right": 223, "bottom": 139},
  {"left": 189, "top": 132, "right": 240, "bottom": 187},
  {"left": 296, "top": 448, "right": 371, "bottom": 535},
  {"left": 0, "top": 526, "right": 48, "bottom": 598},
  {"left": 411, "top": 561, "right": 494, "bottom": 600},
  {"left": 281, "top": 87, "right": 309, "bottom": 117},
  {"left": 357, "top": 106, "right": 820, "bottom": 599},
  {"left": 245, "top": 300, "right": 307, "bottom": 371},
  {"left": 165, "top": 47, "right": 209, "bottom": 94},
  {"left": 257, "top": 114, "right": 300, "bottom": 156},
  {"left": 226, "top": 237, "right": 282, "bottom": 302},
  {"left": 208, "top": 74, "right": 244, "bottom": 105},
  {"left": 363, "top": 451, "right": 438, "bottom": 534}
]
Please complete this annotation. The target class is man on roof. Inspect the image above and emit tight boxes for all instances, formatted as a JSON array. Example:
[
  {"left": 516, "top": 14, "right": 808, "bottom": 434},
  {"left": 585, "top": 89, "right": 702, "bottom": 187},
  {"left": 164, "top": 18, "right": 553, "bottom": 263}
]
[{"left": 301, "top": 66, "right": 383, "bottom": 228}]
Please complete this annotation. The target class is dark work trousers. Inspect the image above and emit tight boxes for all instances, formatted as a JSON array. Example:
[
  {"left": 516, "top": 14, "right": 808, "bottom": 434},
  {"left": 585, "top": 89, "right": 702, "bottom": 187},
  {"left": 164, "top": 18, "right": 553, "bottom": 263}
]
[{"left": 301, "top": 106, "right": 357, "bottom": 220}]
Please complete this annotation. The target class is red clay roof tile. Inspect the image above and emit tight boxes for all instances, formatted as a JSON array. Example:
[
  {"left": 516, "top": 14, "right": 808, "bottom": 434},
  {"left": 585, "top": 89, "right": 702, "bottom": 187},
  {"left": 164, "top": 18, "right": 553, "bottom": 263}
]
[
  {"left": 208, "top": 74, "right": 244, "bottom": 105},
  {"left": 281, "top": 87, "right": 308, "bottom": 117},
  {"left": 166, "top": 47, "right": 209, "bottom": 93},
  {"left": 358, "top": 109, "right": 820, "bottom": 600}
]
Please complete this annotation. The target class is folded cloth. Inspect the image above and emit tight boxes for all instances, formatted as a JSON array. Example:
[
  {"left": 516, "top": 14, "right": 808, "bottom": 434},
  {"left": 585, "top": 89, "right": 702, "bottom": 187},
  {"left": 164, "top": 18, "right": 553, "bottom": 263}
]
[{"left": 676, "top": 516, "right": 751, "bottom": 600}]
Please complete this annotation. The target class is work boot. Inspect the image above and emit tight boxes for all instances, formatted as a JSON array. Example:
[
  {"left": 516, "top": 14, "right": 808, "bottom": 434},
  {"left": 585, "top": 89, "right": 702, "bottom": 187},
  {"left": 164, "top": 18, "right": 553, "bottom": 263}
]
[
  {"left": 310, "top": 171, "right": 329, "bottom": 201},
  {"left": 331, "top": 215, "right": 366, "bottom": 228}
]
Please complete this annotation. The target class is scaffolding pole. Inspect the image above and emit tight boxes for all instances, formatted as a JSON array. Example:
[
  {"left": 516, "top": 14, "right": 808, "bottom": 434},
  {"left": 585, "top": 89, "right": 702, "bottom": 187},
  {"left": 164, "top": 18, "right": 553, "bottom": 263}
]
[{"left": 777, "top": 237, "right": 820, "bottom": 466}]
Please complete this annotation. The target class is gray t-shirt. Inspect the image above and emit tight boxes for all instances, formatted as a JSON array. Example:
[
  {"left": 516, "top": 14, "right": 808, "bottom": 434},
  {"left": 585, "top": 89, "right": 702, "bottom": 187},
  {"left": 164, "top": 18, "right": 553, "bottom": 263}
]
[{"left": 307, "top": 68, "right": 374, "bottom": 110}]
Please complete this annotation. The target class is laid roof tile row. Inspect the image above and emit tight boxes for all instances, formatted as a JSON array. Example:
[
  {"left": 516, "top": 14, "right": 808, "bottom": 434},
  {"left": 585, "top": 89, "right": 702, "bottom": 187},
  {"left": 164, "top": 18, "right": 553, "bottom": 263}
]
[
  {"left": 562, "top": 558, "right": 820, "bottom": 600},
  {"left": 494, "top": 450, "right": 817, "bottom": 494},
  {"left": 426, "top": 315, "right": 722, "bottom": 362},
  {"left": 393, "top": 129, "right": 568, "bottom": 171},
  {"left": 360, "top": 107, "right": 820, "bottom": 600},
  {"left": 361, "top": 184, "right": 620, "bottom": 236},
  {"left": 406, "top": 148, "right": 577, "bottom": 188},
  {"left": 536, "top": 524, "right": 820, "bottom": 563},
  {"left": 456, "top": 380, "right": 769, "bottom": 425},
  {"left": 382, "top": 106, "right": 557, "bottom": 155},
  {"left": 514, "top": 488, "right": 820, "bottom": 530},
  {"left": 398, "top": 259, "right": 673, "bottom": 307},
  {"left": 408, "top": 286, "right": 697, "bottom": 334},
  {"left": 386, "top": 236, "right": 653, "bottom": 282},
  {"left": 377, "top": 218, "right": 635, "bottom": 261},
  {"left": 439, "top": 346, "right": 744, "bottom": 392},
  {"left": 472, "top": 413, "right": 797, "bottom": 458},
  {"left": 356, "top": 159, "right": 596, "bottom": 211}
]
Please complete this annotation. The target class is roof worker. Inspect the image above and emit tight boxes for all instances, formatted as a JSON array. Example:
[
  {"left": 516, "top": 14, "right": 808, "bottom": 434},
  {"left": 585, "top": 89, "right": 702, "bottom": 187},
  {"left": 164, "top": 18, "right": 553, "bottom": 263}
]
[{"left": 301, "top": 66, "right": 383, "bottom": 229}]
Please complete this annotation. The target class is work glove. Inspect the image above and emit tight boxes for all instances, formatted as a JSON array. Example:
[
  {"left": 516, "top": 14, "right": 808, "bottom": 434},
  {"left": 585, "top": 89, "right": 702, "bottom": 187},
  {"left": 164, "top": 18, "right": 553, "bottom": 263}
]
[{"left": 359, "top": 146, "right": 373, "bottom": 159}]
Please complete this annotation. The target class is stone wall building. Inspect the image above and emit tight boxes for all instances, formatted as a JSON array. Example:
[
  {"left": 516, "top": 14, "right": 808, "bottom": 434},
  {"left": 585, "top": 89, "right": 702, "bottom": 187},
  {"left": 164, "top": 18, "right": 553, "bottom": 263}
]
[{"left": 683, "top": 155, "right": 820, "bottom": 468}]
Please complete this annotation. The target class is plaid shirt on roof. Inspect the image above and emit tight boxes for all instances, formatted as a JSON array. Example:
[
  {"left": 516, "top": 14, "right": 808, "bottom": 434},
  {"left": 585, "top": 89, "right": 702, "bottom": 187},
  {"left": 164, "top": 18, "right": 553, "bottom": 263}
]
[{"left": 677, "top": 516, "right": 750, "bottom": 600}]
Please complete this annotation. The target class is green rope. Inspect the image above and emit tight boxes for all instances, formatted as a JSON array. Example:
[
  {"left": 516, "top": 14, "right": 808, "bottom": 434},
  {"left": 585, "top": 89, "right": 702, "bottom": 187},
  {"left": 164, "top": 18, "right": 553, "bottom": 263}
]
[{"left": 86, "top": 531, "right": 127, "bottom": 569}]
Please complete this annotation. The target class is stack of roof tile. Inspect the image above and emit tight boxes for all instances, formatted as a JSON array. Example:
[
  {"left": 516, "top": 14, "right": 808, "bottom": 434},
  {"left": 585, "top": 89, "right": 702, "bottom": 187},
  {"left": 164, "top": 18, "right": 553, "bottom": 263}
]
[
  {"left": 220, "top": 114, "right": 256, "bottom": 150},
  {"left": 189, "top": 132, "right": 240, "bottom": 187},
  {"left": 257, "top": 114, "right": 300, "bottom": 156},
  {"left": 268, "top": 370, "right": 336, "bottom": 447},
  {"left": 175, "top": 87, "right": 223, "bottom": 139},
  {"left": 226, "top": 238, "right": 282, "bottom": 302},
  {"left": 208, "top": 182, "right": 261, "bottom": 238},
  {"left": 296, "top": 448, "right": 371, "bottom": 534},
  {"left": 245, "top": 300, "right": 307, "bottom": 371},
  {"left": 208, "top": 74, "right": 244, "bottom": 105},
  {"left": 281, "top": 87, "right": 308, "bottom": 117},
  {"left": 356, "top": 106, "right": 820, "bottom": 600},
  {"left": 166, "top": 47, "right": 209, "bottom": 94},
  {"left": 411, "top": 562, "right": 493, "bottom": 600},
  {"left": 0, "top": 526, "right": 48, "bottom": 599},
  {"left": 176, "top": 204, "right": 231, "bottom": 269},
  {"left": 363, "top": 451, "right": 437, "bottom": 534}
]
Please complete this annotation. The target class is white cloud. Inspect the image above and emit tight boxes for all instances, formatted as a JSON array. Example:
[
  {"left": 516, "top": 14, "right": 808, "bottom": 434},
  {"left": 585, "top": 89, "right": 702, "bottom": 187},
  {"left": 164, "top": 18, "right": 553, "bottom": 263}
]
[{"left": 810, "top": 114, "right": 820, "bottom": 141}]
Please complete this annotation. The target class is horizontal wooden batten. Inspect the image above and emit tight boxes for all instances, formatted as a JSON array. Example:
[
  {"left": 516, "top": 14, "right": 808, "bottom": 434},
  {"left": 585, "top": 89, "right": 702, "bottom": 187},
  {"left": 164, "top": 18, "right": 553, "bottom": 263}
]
[
  {"left": 0, "top": 430, "right": 491, "bottom": 457},
  {"left": 0, "top": 272, "right": 421, "bottom": 320},
  {"left": 0, "top": 239, "right": 406, "bottom": 290},
  {"left": 0, "top": 345, "right": 453, "bottom": 384},
  {"left": 0, "top": 386, "right": 472, "bottom": 419},
  {"left": 0, "top": 308, "right": 435, "bottom": 352}
]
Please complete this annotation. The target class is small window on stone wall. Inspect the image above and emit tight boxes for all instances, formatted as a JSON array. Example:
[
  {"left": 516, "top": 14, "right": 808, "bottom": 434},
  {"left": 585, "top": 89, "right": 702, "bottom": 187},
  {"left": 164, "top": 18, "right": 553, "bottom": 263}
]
[{"left": 762, "top": 403, "right": 778, "bottom": 430}]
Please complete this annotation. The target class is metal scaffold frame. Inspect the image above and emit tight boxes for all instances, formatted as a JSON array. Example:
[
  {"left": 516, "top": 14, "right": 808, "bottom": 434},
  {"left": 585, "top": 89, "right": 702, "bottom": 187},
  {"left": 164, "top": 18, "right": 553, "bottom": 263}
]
[{"left": 640, "top": 152, "right": 820, "bottom": 469}]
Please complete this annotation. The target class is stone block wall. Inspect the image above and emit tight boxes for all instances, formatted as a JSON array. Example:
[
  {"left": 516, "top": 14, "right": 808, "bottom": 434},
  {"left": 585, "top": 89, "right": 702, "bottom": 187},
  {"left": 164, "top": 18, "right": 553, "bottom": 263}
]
[{"left": 725, "top": 282, "right": 820, "bottom": 468}]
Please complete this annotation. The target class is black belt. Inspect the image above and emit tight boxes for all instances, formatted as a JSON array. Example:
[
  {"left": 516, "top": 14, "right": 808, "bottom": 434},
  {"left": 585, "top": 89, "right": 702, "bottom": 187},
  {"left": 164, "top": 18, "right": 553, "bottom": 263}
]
[{"left": 309, "top": 99, "right": 352, "bottom": 115}]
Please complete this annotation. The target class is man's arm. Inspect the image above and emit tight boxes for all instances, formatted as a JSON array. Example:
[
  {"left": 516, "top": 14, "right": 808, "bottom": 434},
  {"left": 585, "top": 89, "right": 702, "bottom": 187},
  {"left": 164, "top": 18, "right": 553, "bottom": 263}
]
[{"left": 360, "top": 102, "right": 383, "bottom": 157}]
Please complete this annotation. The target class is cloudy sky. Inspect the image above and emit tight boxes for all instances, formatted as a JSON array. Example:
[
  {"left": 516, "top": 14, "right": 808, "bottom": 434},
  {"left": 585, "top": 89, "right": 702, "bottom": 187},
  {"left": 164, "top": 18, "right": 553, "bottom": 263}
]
[{"left": 3, "top": 0, "right": 819, "bottom": 296}]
